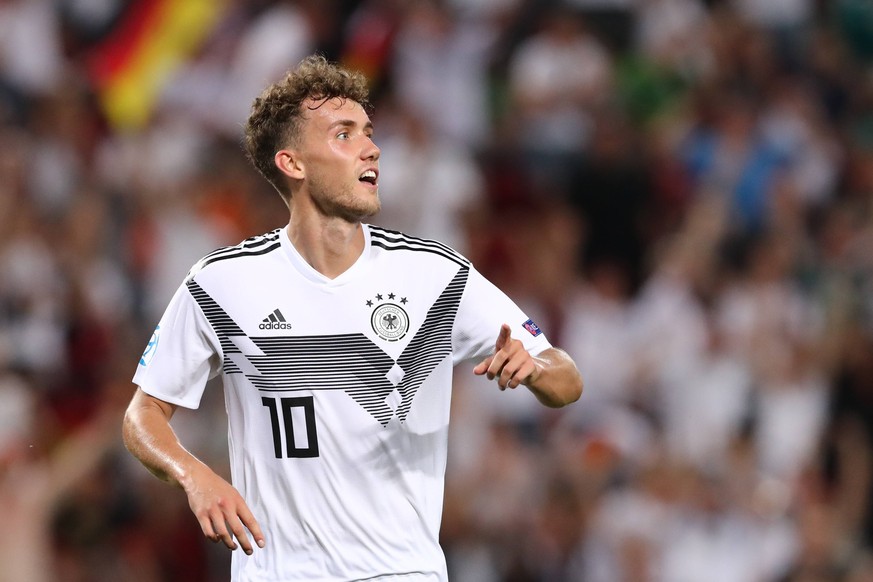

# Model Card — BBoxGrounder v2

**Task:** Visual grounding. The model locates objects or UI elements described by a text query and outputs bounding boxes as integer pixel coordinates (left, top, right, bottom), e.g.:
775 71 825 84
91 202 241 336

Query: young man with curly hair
123 55 582 582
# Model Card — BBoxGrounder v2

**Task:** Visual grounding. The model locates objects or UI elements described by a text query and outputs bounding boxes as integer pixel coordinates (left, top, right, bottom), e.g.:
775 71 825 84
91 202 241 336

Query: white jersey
133 224 551 582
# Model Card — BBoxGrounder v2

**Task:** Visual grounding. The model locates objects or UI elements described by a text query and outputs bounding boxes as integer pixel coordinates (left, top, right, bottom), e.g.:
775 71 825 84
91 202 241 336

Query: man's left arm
473 323 583 408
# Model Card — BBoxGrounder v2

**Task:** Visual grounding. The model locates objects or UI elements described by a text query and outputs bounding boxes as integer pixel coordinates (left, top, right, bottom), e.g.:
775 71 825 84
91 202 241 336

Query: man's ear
275 149 304 181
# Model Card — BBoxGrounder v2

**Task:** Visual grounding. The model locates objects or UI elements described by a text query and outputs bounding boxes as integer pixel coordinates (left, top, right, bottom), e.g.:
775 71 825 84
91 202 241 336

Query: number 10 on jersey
261 396 320 458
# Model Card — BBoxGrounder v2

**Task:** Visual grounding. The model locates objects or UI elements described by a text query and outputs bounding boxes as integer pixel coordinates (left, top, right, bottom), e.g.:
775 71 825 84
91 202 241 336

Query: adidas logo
259 308 292 330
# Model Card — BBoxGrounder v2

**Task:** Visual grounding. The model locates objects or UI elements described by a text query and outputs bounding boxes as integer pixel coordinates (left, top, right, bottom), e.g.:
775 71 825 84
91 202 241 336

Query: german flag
87 0 225 131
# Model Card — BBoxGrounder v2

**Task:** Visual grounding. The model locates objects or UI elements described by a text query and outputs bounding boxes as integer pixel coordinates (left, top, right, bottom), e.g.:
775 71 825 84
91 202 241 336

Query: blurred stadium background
2 0 873 580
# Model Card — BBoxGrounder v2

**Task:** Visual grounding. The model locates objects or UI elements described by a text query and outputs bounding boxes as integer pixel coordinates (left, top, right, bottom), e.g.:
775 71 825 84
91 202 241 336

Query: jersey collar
279 224 373 287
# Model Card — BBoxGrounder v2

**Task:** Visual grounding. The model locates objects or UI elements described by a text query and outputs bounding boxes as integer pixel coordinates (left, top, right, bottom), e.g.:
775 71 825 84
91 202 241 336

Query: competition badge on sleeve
139 325 161 366
522 318 542 337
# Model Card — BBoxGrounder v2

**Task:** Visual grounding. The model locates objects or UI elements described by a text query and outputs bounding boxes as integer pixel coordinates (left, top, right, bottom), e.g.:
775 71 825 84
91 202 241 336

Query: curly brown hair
243 55 370 199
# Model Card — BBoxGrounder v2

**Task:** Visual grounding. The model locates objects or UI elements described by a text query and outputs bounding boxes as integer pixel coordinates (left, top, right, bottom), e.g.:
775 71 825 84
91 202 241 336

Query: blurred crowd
2 0 873 580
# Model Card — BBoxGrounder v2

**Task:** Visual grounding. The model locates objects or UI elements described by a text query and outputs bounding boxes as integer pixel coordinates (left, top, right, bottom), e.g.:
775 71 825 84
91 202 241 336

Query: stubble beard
309 174 381 223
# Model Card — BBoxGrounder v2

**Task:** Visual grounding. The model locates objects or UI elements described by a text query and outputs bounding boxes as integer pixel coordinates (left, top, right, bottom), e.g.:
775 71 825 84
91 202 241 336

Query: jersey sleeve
132 279 222 409
452 266 552 364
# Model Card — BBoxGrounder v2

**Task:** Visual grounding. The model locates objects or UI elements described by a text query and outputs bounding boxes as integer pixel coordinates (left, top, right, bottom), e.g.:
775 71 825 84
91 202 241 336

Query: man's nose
363 139 380 161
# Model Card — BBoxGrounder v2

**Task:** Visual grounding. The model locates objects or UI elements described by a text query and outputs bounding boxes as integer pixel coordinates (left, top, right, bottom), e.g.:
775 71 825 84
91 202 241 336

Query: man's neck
285 211 366 280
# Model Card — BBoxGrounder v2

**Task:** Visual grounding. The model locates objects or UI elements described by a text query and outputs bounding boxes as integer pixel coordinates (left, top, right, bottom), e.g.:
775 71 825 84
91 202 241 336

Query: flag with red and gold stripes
87 0 225 131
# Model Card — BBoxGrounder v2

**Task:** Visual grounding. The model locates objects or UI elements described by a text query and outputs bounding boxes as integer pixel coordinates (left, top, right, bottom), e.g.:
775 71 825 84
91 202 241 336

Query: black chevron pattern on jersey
186 266 470 427
247 334 398 425
368 226 469 269
394 265 467 422
186 279 246 374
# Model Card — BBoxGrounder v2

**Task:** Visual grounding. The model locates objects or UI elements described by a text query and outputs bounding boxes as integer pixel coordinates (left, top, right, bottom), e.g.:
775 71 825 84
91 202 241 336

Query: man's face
295 97 381 221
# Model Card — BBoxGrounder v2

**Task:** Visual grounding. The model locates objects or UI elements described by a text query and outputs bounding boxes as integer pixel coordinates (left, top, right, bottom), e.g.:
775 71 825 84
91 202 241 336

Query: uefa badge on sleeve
139 325 161 366
522 318 542 337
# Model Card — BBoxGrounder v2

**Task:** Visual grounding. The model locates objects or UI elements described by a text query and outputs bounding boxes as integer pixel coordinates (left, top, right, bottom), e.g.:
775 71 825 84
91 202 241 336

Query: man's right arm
122 388 265 554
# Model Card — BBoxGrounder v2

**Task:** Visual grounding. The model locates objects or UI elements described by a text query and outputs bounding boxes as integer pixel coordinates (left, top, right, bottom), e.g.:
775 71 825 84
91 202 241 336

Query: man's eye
337 131 349 140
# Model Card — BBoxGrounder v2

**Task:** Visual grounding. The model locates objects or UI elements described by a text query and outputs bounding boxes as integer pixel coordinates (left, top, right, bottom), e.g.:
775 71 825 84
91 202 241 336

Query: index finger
238 504 266 550
495 324 512 351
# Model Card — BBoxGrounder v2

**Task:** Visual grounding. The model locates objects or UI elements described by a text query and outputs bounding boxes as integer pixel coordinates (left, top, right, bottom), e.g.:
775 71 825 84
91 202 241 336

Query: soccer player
122 54 583 582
